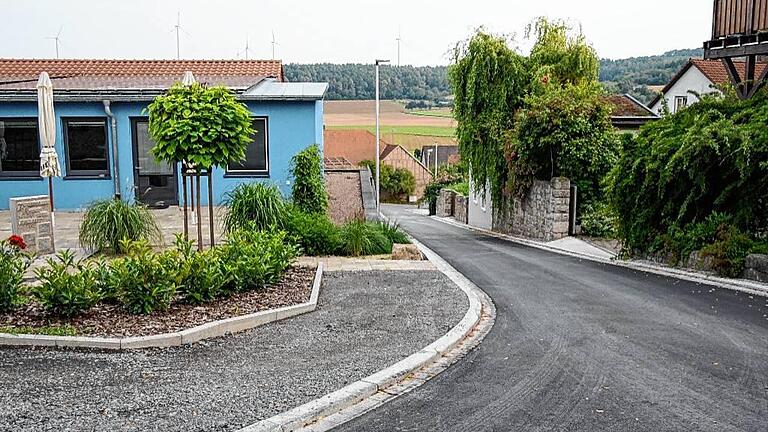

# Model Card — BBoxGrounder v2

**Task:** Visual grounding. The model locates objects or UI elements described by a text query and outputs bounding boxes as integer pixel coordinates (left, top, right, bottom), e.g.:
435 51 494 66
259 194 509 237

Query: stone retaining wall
493 178 571 242
454 195 468 224
436 189 456 218
743 254 768 283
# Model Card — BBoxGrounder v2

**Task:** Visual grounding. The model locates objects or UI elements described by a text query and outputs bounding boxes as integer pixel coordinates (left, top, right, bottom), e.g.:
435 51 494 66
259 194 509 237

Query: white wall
650 66 721 115
468 174 493 230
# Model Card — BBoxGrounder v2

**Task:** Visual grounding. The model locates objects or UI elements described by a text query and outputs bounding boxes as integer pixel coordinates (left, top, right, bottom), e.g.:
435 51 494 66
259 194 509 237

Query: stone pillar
10 196 54 255
436 189 456 218
492 177 571 241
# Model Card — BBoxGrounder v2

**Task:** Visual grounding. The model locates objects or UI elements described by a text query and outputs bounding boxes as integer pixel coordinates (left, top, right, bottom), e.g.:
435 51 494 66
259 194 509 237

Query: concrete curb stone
0 263 324 351
237 236 496 432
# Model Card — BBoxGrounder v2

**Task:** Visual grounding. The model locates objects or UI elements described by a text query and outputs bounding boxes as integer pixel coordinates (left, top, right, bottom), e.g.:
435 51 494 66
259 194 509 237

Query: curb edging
239 238 495 432
0 263 324 350
435 216 768 298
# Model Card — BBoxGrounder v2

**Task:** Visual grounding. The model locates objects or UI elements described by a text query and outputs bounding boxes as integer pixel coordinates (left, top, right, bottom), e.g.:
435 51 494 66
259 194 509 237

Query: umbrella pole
48 176 55 252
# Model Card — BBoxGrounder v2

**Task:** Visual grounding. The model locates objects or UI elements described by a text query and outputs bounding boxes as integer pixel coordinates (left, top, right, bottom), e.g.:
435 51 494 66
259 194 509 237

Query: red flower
541 75 550 85
8 235 26 250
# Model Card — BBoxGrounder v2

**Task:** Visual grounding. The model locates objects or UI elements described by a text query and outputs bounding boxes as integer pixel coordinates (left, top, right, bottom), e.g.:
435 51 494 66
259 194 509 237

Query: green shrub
0 240 32 313
290 144 328 214
700 224 754 278
337 220 392 257
33 250 101 317
447 181 469 197
219 229 299 292
607 91 768 256
359 160 416 200
285 210 340 256
581 202 618 238
375 220 410 245
174 236 227 304
110 240 178 315
223 182 289 233
79 199 162 254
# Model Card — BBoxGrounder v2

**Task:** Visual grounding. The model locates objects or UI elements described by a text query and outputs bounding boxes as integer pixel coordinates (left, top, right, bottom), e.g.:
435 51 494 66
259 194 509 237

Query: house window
227 117 269 176
674 96 688 113
0 118 40 177
63 118 109 178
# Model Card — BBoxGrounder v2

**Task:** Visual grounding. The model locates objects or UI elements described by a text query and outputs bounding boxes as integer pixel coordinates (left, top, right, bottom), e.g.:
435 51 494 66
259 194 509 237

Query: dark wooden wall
713 0 768 38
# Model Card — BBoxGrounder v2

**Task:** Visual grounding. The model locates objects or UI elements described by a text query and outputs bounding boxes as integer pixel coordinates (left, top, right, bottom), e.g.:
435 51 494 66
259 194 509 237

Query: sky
0 0 712 65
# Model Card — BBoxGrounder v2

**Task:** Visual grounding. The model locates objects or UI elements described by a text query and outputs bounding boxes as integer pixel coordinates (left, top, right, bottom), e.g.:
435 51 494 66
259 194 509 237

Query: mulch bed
1 266 316 338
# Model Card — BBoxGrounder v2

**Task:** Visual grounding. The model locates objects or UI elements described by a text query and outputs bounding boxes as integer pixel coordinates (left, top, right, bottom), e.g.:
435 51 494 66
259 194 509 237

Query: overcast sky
0 0 711 65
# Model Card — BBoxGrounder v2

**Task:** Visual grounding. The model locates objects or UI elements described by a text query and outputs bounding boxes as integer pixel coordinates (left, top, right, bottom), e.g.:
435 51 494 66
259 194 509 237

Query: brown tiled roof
0 58 283 89
323 130 391 165
603 94 656 117
691 58 767 85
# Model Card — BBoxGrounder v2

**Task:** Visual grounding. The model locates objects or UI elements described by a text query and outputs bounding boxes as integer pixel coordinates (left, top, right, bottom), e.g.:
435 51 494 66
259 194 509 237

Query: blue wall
0 99 323 209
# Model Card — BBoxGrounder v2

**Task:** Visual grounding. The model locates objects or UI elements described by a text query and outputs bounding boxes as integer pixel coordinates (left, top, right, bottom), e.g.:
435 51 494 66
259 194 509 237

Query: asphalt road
335 205 768 432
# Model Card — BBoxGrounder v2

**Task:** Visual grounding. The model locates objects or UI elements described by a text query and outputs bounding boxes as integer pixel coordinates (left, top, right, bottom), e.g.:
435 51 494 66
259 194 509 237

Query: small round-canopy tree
147 83 253 170
147 83 254 248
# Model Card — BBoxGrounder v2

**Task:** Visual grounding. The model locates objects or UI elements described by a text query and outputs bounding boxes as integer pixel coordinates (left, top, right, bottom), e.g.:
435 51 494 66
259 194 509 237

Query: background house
420 145 458 171
649 58 767 115
0 59 327 210
603 94 659 132
324 129 432 198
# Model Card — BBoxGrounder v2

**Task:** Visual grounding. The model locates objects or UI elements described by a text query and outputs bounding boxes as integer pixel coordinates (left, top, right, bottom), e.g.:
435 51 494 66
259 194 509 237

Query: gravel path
0 270 467 432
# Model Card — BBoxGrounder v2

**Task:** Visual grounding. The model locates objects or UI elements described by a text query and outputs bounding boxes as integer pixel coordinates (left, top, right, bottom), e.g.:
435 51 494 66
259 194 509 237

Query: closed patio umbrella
37 72 60 237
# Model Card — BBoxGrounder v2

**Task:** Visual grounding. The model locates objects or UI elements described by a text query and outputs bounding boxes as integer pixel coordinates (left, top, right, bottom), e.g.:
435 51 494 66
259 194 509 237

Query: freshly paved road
336 205 768 432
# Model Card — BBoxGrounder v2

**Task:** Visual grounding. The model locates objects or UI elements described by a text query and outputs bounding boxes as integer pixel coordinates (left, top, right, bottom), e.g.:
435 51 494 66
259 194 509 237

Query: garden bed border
0 263 324 350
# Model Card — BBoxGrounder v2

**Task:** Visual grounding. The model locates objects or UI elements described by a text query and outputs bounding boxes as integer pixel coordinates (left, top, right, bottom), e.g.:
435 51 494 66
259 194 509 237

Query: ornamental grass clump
0 237 32 313
284 209 341 256
337 219 392 257
223 182 289 233
79 199 162 254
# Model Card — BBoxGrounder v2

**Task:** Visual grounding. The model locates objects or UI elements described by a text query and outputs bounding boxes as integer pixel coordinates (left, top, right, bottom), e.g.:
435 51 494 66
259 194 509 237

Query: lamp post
375 59 390 213
426 148 435 177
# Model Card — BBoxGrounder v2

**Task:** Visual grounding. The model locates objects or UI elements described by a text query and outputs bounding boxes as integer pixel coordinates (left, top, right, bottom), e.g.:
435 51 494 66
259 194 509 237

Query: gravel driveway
0 270 467 432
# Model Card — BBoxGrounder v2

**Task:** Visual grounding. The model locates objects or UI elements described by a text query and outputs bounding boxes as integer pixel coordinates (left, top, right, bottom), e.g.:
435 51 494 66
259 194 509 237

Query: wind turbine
396 27 402 66
271 30 278 60
238 35 252 60
171 11 190 59
46 27 63 59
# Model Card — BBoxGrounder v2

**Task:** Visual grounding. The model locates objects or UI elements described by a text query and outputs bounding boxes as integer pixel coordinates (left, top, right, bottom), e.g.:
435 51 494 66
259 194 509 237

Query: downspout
103 100 121 200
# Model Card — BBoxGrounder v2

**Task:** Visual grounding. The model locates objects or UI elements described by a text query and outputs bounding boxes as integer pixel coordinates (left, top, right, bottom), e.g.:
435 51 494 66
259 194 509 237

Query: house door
131 118 178 208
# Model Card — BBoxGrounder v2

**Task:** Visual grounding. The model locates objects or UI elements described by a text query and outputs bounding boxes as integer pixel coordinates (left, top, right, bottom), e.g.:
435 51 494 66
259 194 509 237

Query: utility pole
375 59 390 212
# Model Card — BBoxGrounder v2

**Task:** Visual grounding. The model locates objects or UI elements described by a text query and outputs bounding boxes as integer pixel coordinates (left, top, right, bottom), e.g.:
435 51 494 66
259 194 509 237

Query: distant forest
285 48 704 104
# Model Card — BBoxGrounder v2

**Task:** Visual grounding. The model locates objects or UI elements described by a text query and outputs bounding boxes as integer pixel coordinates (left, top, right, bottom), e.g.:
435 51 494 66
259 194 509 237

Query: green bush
700 224 755 278
581 202 618 238
223 182 289 233
174 236 227 304
359 160 416 200
290 144 328 215
337 219 392 257
375 220 410 245
110 240 178 315
219 229 299 292
33 250 101 317
607 91 768 256
285 209 341 256
0 240 32 313
79 199 162 254
447 181 469 196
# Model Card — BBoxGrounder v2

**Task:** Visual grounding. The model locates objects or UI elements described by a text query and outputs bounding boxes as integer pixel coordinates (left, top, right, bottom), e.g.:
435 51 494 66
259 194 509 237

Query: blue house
0 59 327 210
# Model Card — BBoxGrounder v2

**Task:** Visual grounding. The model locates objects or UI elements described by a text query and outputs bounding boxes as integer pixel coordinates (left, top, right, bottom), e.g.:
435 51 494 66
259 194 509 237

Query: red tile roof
603 94 656 117
691 58 767 85
323 130 391 165
0 58 283 89
324 156 357 170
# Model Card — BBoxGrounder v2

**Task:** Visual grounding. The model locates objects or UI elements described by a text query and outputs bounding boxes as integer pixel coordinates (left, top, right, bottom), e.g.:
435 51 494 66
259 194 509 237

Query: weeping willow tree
449 18 613 210
448 31 530 206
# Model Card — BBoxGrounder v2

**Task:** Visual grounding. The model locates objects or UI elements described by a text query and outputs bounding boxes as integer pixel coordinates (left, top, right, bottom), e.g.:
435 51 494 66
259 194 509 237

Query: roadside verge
239 239 496 432
0 263 324 350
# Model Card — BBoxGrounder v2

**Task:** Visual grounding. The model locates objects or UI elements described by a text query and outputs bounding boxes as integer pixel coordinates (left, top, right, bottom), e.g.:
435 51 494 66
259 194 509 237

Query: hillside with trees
285 48 704 104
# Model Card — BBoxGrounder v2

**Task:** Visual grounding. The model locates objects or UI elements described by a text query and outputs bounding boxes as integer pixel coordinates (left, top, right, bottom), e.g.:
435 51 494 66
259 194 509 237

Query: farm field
324 100 457 151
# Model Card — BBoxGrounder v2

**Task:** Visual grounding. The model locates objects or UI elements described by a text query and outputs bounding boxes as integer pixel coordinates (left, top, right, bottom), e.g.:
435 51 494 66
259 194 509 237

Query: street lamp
426 148 435 177
375 59 390 213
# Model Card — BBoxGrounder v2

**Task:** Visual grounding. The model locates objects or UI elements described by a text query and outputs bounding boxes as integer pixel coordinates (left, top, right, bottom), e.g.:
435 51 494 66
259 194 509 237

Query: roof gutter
103 100 121 200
